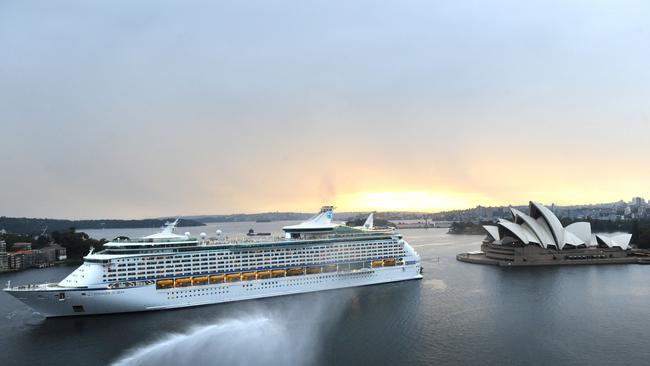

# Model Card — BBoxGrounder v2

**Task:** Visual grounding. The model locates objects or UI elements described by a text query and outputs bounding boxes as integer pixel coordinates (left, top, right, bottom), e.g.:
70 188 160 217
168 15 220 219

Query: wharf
456 252 646 267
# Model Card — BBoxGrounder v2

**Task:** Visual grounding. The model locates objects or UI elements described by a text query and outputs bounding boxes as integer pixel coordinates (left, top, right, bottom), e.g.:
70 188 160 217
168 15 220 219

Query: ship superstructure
4 207 422 317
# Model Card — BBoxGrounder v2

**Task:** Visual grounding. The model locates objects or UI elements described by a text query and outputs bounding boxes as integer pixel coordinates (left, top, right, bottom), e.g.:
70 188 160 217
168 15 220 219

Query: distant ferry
4 207 422 317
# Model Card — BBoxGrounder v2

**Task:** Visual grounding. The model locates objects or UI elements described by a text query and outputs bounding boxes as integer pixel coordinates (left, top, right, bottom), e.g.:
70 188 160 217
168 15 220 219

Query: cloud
1 1 649 217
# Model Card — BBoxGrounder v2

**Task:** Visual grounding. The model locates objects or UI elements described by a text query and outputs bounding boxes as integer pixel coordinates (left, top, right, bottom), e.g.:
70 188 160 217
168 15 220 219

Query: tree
636 229 650 249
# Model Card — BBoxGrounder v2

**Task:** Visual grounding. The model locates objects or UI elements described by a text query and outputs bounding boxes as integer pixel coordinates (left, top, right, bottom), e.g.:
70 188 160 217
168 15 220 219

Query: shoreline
456 251 650 267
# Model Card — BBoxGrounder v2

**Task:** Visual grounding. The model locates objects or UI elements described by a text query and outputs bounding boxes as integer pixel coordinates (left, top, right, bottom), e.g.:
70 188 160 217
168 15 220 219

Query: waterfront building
8 250 34 270
0 241 8 272
8 251 25 270
51 243 67 261
41 243 67 262
4 207 422 317
41 246 57 263
11 242 32 251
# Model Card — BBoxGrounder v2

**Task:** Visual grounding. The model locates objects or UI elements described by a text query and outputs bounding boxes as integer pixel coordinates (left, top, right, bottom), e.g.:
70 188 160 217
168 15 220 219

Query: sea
1 222 649 366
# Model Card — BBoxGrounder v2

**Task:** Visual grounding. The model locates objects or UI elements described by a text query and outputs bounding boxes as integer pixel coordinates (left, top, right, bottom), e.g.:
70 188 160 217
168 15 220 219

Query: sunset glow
336 191 498 212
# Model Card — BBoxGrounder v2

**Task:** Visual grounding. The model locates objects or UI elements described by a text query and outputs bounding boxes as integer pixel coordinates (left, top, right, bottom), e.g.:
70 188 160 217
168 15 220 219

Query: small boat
286 268 304 276
174 278 192 287
192 276 209 286
209 275 225 284
322 265 337 273
271 269 286 278
156 279 174 289
383 259 396 267
242 272 256 281
225 273 241 282
306 266 322 274
247 229 272 236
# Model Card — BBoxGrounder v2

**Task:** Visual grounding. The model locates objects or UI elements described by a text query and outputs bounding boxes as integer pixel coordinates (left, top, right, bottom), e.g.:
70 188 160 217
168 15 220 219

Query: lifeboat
257 270 271 279
271 269 286 278
286 267 304 276
192 276 209 286
226 273 241 282
156 279 174 290
209 274 225 284
174 277 192 287
383 259 396 267
322 265 337 273
350 262 364 270
306 266 321 274
242 272 256 281
371 260 384 268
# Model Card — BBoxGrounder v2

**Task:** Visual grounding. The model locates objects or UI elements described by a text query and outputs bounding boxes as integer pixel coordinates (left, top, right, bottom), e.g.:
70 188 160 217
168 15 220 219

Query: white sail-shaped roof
483 225 501 242
565 222 592 245
563 230 585 247
483 201 632 250
530 202 565 248
597 234 632 250
510 208 555 248
497 219 539 245
611 234 632 250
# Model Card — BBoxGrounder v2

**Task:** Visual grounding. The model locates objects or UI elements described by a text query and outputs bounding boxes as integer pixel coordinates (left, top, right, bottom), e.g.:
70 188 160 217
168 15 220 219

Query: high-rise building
631 197 646 206
0 241 8 272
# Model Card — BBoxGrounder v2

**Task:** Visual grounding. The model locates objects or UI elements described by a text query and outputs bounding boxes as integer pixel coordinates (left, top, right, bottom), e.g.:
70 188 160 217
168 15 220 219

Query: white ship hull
6 265 422 317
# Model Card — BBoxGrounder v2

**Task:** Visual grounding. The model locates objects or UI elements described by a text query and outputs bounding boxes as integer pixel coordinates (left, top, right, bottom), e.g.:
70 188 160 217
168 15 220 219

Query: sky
1 1 650 219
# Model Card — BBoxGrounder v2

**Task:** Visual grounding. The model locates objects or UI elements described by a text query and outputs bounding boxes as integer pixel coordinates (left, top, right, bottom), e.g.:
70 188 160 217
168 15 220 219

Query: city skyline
2 1 650 219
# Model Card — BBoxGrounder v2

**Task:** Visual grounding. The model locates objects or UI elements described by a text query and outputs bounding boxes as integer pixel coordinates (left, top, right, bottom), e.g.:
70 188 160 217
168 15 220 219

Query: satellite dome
200 232 207 239
216 229 222 236
184 232 191 237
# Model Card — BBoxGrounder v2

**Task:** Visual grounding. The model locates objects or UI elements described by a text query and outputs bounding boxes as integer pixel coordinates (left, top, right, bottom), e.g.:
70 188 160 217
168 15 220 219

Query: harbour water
1 224 650 366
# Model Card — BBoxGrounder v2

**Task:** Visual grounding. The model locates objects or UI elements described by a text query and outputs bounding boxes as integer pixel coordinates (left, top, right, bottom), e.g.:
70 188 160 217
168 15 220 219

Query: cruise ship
4 207 422 317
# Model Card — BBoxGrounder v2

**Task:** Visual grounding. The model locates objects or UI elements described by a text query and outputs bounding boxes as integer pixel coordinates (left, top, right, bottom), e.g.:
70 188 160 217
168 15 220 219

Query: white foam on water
423 279 447 291
112 316 306 366
112 291 355 366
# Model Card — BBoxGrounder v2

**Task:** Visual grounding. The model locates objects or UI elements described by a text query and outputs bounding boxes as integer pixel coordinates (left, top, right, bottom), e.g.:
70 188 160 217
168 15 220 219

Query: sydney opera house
459 201 635 266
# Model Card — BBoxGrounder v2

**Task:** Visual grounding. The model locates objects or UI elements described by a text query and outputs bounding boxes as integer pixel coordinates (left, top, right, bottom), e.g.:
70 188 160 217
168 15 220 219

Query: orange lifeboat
209 275 225 284
257 270 271 279
271 269 286 278
226 273 241 282
174 277 192 287
306 266 322 274
322 265 337 273
286 267 304 276
192 276 209 286
156 279 174 290
242 272 256 281
371 260 384 268
383 259 396 267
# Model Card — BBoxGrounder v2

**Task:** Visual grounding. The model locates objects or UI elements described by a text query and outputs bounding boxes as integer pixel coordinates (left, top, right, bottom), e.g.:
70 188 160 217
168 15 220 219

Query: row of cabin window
105 243 401 270
106 248 405 270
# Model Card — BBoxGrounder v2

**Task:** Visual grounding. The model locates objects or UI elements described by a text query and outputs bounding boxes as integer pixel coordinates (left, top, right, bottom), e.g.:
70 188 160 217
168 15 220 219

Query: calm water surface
1 224 649 366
